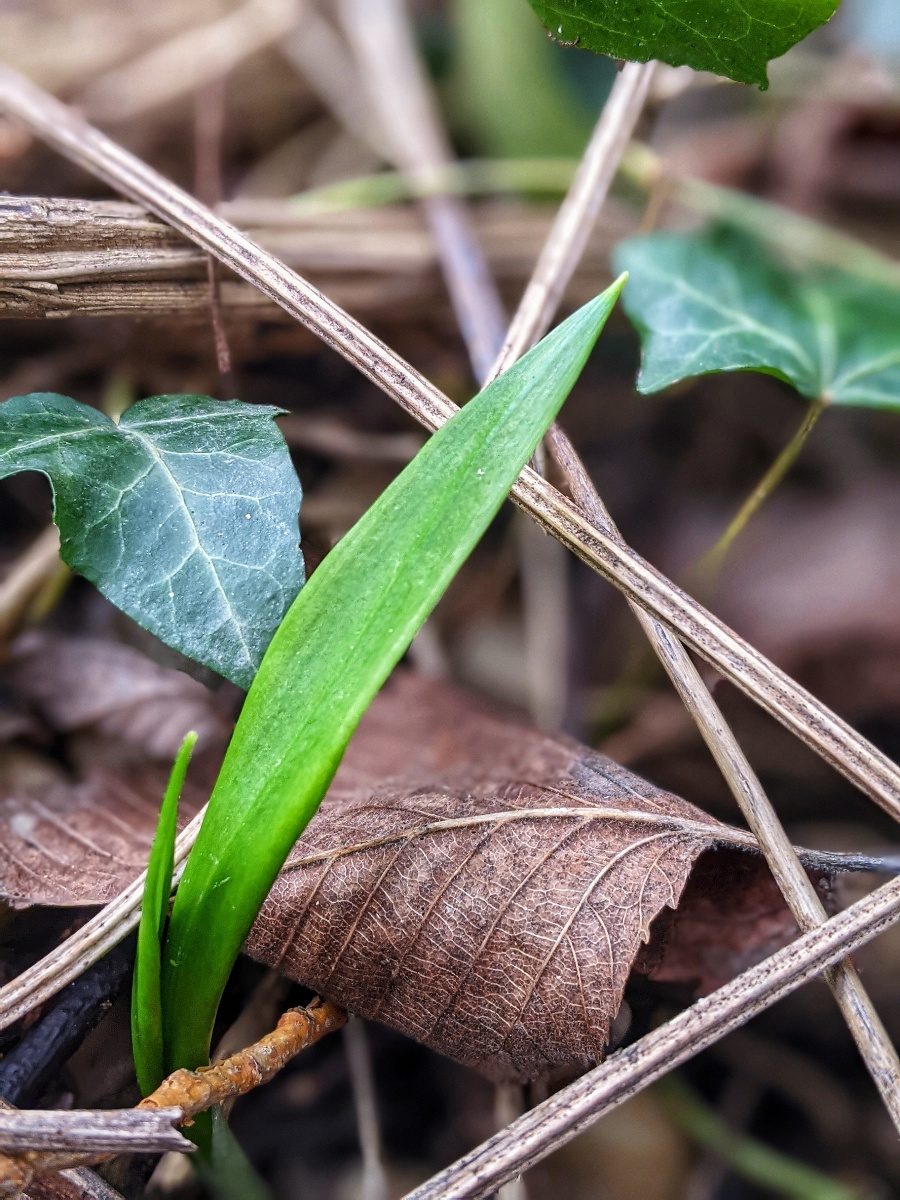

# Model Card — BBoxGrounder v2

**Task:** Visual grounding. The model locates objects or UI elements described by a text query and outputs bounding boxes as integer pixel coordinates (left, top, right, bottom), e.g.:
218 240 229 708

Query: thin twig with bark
0 999 345 1195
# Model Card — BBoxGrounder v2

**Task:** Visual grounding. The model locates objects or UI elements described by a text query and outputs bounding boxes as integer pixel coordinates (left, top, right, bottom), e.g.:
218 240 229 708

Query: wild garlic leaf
612 228 900 408
525 0 839 88
0 393 304 688
160 280 626 1077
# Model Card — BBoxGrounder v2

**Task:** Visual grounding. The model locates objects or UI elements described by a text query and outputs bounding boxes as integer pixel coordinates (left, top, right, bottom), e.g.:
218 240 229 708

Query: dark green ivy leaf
612 227 900 407
525 0 839 88
0 393 304 688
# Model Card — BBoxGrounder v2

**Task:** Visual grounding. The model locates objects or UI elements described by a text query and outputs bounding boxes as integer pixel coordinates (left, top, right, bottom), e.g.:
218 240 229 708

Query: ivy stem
696 396 826 584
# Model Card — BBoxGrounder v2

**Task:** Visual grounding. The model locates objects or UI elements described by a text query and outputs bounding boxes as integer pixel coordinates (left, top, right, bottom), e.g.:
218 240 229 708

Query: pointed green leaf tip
0 394 304 688
524 0 839 88
159 277 626 1076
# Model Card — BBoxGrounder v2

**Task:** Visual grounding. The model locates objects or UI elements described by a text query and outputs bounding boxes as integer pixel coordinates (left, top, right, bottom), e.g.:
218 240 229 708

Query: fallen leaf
244 674 768 1082
634 849 805 996
0 765 206 908
0 634 225 907
0 670 805 1078
7 633 231 761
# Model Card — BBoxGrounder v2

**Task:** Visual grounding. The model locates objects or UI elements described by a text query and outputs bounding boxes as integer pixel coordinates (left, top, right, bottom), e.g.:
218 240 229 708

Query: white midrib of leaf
125 423 256 672
643 264 818 385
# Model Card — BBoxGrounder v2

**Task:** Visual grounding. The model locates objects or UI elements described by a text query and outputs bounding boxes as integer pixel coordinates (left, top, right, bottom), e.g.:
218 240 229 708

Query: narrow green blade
131 731 198 1095
161 280 626 1074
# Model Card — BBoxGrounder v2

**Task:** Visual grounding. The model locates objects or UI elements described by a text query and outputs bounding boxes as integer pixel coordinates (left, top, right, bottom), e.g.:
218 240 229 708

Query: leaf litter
0 657 872 1080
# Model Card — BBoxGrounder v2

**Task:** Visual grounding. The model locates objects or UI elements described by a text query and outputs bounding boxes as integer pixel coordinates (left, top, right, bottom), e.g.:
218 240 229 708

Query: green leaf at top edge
612 227 900 409
525 0 840 88
0 394 305 688
160 279 626 1078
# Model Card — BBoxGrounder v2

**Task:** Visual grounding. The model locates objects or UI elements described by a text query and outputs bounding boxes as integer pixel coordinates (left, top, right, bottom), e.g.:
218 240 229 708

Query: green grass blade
132 731 198 1095
161 280 626 1074
199 1107 273 1200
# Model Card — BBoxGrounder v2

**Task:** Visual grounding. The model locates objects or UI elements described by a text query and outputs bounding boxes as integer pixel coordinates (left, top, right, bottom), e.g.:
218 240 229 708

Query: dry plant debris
0 0 899 1195
0 998 345 1195
0 663 834 1081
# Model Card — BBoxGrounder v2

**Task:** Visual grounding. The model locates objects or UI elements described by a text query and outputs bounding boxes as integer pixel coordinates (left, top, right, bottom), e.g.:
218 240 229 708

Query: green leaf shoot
132 731 198 1097
0 393 305 688
159 280 626 1076
612 227 900 408
202 1108 273 1200
524 0 839 88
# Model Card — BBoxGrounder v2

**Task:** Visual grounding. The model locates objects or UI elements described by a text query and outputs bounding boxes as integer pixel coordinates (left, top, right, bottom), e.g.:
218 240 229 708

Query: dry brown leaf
634 848 808 995
0 765 206 907
244 674 788 1082
0 668 802 1079
0 633 224 906
7 633 231 761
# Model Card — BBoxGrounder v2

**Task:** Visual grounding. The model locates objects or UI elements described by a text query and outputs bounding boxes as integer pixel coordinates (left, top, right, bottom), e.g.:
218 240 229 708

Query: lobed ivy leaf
612 227 900 408
0 393 304 688
159 279 627 1079
525 0 839 88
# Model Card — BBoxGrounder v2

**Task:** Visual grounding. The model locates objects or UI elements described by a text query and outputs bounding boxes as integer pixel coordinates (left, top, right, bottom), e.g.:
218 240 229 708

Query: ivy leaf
0 393 304 688
612 227 900 408
525 0 839 88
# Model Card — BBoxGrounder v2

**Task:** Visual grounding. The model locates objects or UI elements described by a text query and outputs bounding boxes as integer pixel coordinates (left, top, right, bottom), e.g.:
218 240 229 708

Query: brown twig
0 1110 187 1156
0 999 345 1195
0 1102 126 1200
141 997 345 1123
0 195 623 321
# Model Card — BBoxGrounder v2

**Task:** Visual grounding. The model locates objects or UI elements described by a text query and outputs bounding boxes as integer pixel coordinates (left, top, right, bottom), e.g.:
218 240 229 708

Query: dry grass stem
280 4 391 159
549 425 900 1133
80 0 303 123
340 0 507 379
0 526 60 646
487 61 657 381
343 1018 389 1200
